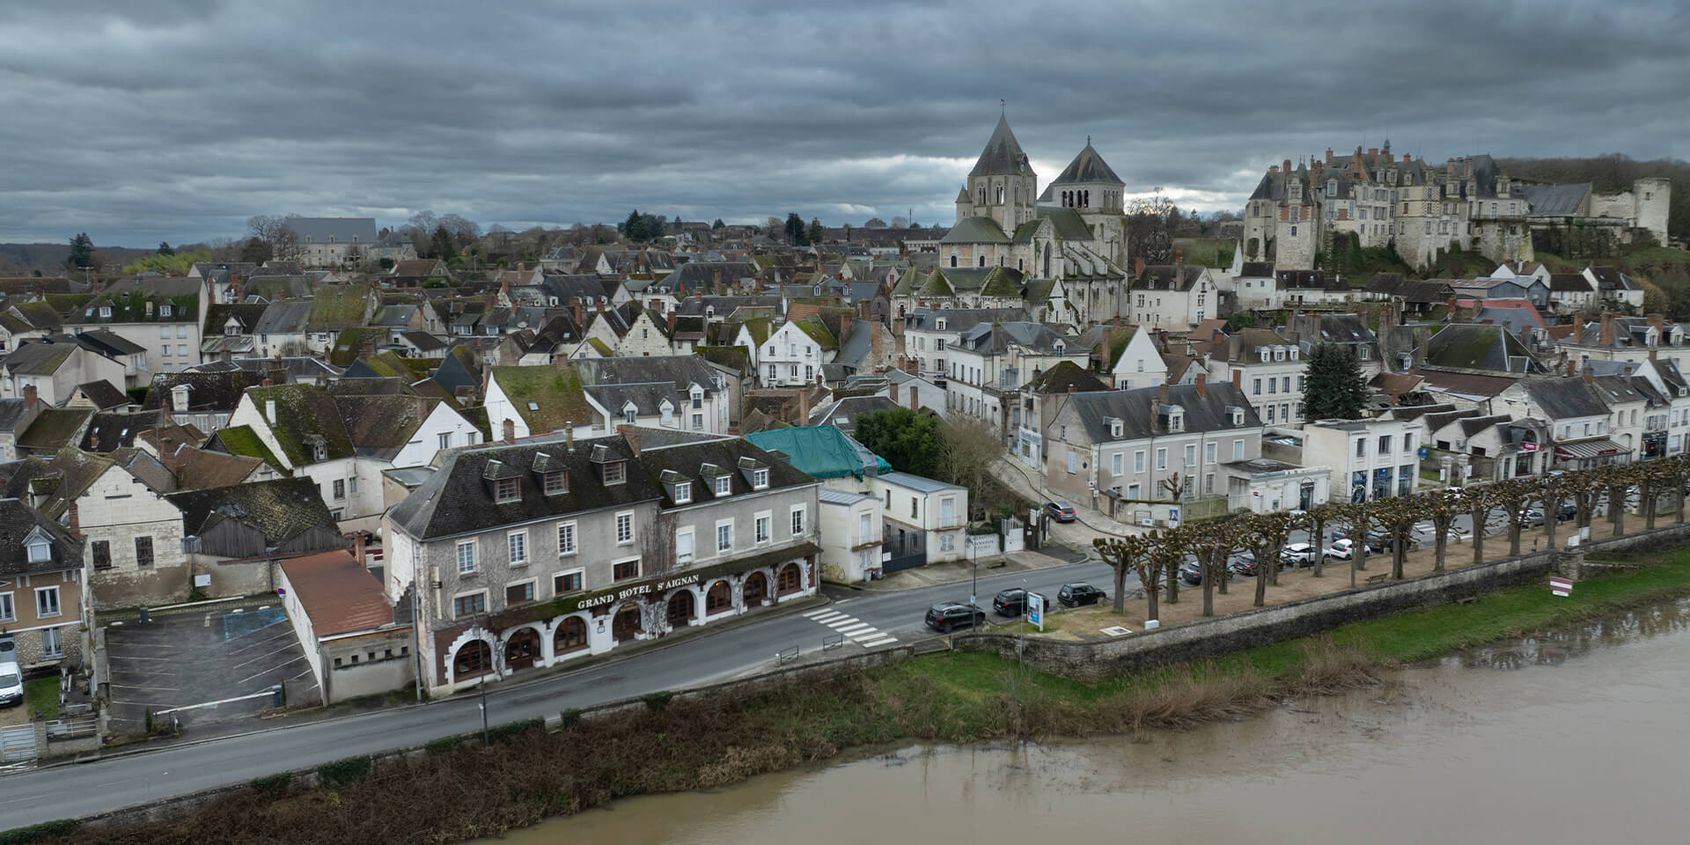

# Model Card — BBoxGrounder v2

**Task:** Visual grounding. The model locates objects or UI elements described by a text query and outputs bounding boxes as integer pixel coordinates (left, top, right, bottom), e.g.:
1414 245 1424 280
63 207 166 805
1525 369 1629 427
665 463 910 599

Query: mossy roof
980 266 1023 298
306 284 371 331
68 278 200 324
795 317 838 350
695 344 751 373
740 316 773 345
490 366 591 433
918 269 954 297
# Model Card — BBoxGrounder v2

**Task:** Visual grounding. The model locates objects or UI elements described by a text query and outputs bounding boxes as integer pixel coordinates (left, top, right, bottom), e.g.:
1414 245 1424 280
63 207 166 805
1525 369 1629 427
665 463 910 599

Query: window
494 477 519 503
624 408 638 425
453 592 486 618
752 469 769 489
692 413 704 431
134 536 153 568
715 475 731 496
507 531 528 565
674 481 692 504
1378 435 1392 455
1134 450 1146 473
677 527 695 563
1253 378 1262 395
42 627 60 658
1232 439 1244 460
1066 449 1078 474
616 511 635 545
557 522 577 556
1156 448 1167 470
1355 439 1366 458
756 512 772 544
613 558 640 581
1184 444 1196 467
333 479 346 500
603 462 626 485
456 540 477 574
506 581 535 604
1111 452 1123 476
1205 442 1217 464
544 471 568 495
27 538 51 564
36 586 61 618
0 593 12 622
438 432 453 451
791 505 807 536
553 570 583 595
716 521 734 552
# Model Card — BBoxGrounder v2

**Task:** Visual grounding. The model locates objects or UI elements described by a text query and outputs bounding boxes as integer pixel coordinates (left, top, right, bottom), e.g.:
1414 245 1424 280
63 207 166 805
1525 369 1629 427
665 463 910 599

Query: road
0 556 1130 830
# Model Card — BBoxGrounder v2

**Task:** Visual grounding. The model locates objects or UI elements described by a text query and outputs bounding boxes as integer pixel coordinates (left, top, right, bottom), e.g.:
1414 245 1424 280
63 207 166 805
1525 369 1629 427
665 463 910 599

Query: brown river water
488 600 1690 845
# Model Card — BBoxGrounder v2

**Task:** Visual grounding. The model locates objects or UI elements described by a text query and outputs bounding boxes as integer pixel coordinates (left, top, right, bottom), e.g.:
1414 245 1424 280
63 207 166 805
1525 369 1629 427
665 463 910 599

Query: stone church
913 115 1130 328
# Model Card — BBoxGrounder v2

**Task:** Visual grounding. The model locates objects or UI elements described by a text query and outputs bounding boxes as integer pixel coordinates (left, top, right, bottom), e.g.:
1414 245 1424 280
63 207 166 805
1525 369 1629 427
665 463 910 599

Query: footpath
991 456 1142 542
854 548 1083 592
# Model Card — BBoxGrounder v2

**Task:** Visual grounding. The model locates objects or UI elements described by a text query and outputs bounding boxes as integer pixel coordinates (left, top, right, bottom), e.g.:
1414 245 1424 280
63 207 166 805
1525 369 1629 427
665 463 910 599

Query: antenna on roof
1000 98 1006 115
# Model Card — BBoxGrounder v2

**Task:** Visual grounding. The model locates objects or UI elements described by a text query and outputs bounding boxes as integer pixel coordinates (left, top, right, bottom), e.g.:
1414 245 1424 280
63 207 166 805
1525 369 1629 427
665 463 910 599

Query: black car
1229 551 1259 577
1557 501 1578 521
991 588 1050 617
1057 583 1106 607
925 602 986 633
1179 558 1204 585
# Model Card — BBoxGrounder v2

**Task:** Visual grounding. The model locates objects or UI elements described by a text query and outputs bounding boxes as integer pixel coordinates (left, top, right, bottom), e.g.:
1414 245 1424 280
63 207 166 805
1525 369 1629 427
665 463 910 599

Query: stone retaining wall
955 521 1690 681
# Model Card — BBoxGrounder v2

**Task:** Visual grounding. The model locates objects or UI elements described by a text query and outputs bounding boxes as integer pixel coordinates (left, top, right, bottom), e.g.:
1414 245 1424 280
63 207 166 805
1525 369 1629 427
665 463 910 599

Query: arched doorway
666 590 696 629
777 562 803 596
553 616 588 655
453 640 492 681
742 571 769 607
704 580 732 615
612 603 643 643
504 628 540 671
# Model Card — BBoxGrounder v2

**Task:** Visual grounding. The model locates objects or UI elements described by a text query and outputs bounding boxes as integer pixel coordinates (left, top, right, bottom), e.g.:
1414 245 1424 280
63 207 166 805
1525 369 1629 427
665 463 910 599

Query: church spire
969 113 1033 179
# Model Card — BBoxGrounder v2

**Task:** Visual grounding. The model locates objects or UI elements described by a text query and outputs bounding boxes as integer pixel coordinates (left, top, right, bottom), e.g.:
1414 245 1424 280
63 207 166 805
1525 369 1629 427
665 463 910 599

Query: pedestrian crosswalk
803 607 899 648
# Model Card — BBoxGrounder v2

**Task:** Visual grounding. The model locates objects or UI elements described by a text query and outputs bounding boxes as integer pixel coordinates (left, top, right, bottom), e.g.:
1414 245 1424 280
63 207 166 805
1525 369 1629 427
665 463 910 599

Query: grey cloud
0 0 1685 244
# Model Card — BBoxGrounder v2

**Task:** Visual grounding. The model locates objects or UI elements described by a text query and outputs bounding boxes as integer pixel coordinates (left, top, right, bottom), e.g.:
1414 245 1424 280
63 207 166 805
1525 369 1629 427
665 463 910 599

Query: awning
1553 439 1625 460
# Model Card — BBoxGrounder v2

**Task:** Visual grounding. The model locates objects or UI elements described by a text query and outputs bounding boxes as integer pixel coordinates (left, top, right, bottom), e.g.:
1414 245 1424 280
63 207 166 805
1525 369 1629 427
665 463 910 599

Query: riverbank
16 547 1690 845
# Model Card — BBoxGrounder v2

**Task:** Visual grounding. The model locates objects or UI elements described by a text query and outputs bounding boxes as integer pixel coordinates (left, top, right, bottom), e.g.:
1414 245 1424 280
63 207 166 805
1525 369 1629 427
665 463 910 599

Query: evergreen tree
430 224 458 260
622 209 645 241
66 232 95 270
157 241 174 256
852 408 941 478
239 237 272 264
711 218 725 230
1303 343 1369 420
806 217 825 246
784 212 805 245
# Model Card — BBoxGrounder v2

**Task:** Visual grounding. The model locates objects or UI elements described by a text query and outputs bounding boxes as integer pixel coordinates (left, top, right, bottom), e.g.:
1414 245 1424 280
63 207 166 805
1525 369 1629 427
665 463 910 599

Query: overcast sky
3 0 1687 246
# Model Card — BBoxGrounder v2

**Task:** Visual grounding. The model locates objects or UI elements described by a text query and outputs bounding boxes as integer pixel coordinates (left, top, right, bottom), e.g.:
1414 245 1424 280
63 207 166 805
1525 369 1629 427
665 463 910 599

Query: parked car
1229 551 1259 577
925 602 986 633
1180 557 1204 585
1044 501 1078 523
991 588 1050 617
1281 542 1316 567
1058 583 1107 608
0 657 22 709
1325 538 1356 560
1519 508 1546 528
1557 501 1579 522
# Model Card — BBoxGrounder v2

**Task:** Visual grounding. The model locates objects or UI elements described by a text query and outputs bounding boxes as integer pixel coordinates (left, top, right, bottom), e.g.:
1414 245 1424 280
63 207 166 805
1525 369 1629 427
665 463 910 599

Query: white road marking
802 608 834 618
811 612 851 624
859 637 898 647
846 628 883 640
835 623 874 636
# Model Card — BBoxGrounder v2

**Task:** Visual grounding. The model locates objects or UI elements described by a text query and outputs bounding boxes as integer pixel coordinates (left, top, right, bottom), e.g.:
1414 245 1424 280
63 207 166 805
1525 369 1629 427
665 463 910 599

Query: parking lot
104 604 320 734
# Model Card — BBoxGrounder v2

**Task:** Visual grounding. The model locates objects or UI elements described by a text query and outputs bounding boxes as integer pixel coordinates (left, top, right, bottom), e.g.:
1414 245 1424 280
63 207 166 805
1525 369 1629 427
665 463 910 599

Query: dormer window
624 407 638 425
936 318 947 331
160 305 172 318
674 481 692 504
753 468 769 489
494 477 521 503
714 475 731 496
1259 348 1270 362
27 538 50 564
1231 408 1244 426
603 461 626 485
543 470 568 495
1107 416 1123 439
690 388 703 409
1167 407 1185 433
99 306 111 319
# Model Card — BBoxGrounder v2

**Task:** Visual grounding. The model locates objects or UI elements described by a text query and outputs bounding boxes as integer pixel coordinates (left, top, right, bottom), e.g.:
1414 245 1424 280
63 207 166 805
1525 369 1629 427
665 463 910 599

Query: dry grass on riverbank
20 548 1690 845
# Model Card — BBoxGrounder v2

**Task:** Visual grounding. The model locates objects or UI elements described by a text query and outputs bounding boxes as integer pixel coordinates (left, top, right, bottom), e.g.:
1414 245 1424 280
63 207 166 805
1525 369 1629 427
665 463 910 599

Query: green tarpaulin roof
745 425 890 479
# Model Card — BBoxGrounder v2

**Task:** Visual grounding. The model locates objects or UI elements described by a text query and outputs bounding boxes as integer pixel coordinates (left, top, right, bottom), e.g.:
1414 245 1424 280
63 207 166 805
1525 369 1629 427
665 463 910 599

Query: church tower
959 114 1037 234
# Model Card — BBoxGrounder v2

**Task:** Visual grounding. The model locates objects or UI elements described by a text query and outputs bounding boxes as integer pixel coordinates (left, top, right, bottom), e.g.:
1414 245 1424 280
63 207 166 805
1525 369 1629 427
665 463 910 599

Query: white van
0 658 22 708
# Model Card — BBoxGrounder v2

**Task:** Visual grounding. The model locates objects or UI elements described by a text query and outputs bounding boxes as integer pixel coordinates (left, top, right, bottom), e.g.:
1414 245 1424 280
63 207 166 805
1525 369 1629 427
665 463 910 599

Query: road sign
1168 506 1181 527
1027 592 1044 632
1550 576 1573 597
1417 446 1430 459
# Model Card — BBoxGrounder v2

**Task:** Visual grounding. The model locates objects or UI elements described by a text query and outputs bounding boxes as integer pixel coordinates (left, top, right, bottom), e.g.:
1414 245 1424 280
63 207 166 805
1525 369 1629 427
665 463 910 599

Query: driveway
104 604 320 734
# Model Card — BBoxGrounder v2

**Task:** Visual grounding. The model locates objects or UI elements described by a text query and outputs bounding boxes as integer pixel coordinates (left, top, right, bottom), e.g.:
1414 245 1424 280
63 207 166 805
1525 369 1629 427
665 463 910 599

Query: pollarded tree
1542 473 1578 551
1143 528 1190 624
1373 497 1419 580
1192 519 1242 617
1600 463 1635 535
1422 489 1461 572
1301 504 1340 578
1490 477 1538 557
1463 484 1500 566
1569 468 1603 532
1159 472 1188 603
1303 343 1369 421
1093 535 1152 615
1243 512 1292 608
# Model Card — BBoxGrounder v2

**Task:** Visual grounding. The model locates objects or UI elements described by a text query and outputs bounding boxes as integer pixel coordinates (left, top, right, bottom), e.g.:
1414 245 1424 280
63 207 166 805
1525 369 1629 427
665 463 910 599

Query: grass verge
22 549 1690 845
24 678 57 721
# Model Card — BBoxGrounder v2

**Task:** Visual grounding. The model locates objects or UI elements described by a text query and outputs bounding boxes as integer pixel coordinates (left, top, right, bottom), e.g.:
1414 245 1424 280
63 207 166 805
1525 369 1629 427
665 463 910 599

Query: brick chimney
1368 147 1378 160
1583 363 1594 384
22 384 36 411
798 388 811 424
1648 313 1665 345
1157 382 1169 407
1600 313 1615 347
1232 369 1242 389
1195 372 1207 398
889 381 899 404
571 299 584 325
502 418 515 443
1134 256 1146 278
666 309 677 337
617 424 642 455
352 531 366 566
67 501 79 534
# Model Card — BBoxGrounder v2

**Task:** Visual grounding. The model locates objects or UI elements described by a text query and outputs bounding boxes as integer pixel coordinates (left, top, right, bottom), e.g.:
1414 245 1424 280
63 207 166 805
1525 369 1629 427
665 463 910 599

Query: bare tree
1194 518 1241 617
1093 535 1151 615
1242 512 1291 607
1422 490 1461 572
246 215 298 260
935 416 1004 504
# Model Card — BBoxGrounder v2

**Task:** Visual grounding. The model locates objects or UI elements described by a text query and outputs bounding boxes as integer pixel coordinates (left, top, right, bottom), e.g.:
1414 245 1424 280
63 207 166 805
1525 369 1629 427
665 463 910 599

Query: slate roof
168 476 340 548
939 217 1011 245
1025 360 1110 394
1035 207 1097 242
79 410 165 452
1046 142 1123 187
1 339 76 375
283 217 378 244
0 498 81 577
306 285 371 331
969 115 1034 179
1520 183 1590 217
1064 381 1260 442
254 301 313 334
1367 274 1454 303
1520 378 1610 419
169 447 264 491
1134 264 1205 292
144 368 282 414
1421 324 1543 373
246 384 450 464
205 303 268 335
16 408 92 452
1548 273 1594 293
68 277 201 325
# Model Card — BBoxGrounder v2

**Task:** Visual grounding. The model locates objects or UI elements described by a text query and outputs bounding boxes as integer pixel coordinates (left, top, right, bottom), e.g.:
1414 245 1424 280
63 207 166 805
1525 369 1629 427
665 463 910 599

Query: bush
486 719 544 744
559 708 582 729
249 772 293 794
641 691 674 711
424 735 468 756
0 820 80 845
315 756 372 789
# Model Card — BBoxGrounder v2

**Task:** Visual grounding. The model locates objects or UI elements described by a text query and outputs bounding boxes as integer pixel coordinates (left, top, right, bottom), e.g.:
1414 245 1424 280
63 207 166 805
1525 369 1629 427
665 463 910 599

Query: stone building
0 497 85 670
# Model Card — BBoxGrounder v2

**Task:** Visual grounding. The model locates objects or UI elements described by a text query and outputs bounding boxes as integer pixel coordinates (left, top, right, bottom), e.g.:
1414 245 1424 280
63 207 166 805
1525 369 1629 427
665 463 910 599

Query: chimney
161 399 174 426
1600 313 1614 347
1648 313 1665 343
1157 382 1169 407
798 388 811 424
1566 358 1577 378
1282 159 1292 173
1232 369 1242 389
502 418 515 443
1582 363 1594 384
1195 372 1207 398
565 421 575 452
261 376 274 387
1269 164 1279 175
617 424 642 456
572 299 584 325
666 309 677 336
1134 256 1145 278
889 382 899 404
22 384 36 411
1324 147 1334 165
353 532 366 566
265 399 277 424
67 501 79 534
